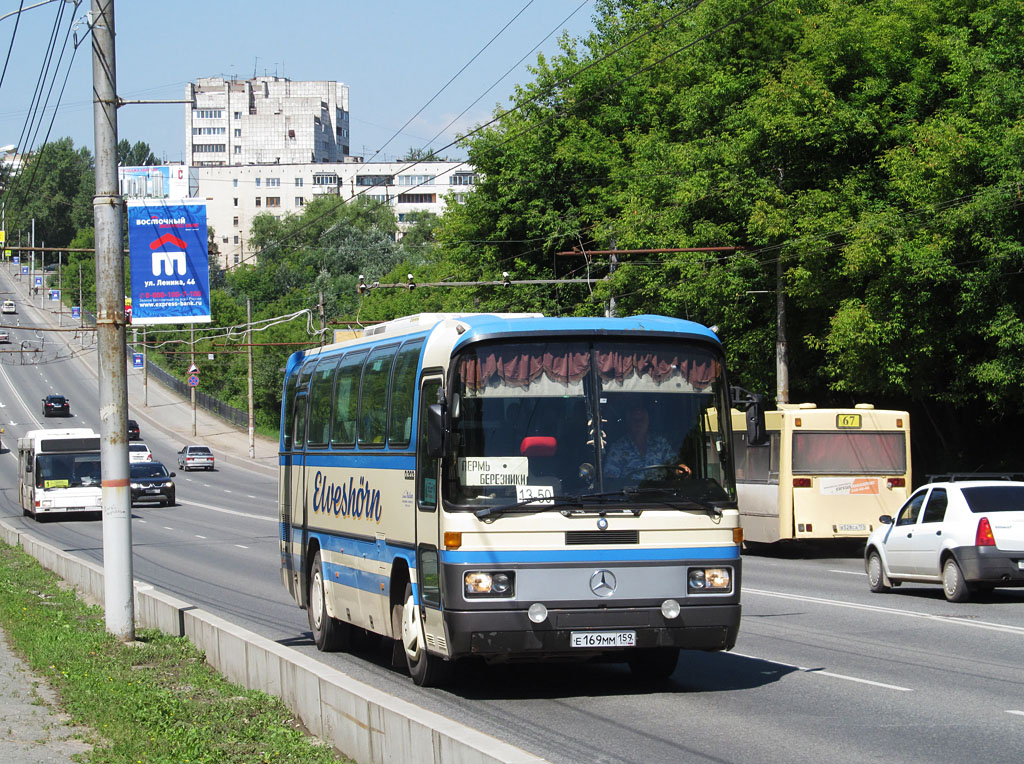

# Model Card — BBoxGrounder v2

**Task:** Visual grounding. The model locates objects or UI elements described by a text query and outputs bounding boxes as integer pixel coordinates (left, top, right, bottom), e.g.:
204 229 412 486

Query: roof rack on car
927 473 1024 483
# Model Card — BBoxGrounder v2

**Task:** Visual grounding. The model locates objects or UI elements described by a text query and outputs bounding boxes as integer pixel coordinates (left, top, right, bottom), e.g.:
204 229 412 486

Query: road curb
0 517 550 764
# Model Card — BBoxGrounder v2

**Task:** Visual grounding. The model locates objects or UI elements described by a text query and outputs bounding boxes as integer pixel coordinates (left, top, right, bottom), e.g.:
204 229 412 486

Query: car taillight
886 477 905 488
975 517 996 547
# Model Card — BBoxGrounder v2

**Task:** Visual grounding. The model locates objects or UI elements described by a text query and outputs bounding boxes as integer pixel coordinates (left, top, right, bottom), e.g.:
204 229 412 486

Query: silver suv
865 476 1024 601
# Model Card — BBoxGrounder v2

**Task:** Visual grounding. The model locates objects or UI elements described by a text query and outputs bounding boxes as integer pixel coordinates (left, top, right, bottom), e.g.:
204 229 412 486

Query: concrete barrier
0 518 549 764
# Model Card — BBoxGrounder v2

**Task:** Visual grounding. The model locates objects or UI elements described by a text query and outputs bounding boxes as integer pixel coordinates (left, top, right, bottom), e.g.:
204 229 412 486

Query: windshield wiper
474 495 586 520
620 487 725 519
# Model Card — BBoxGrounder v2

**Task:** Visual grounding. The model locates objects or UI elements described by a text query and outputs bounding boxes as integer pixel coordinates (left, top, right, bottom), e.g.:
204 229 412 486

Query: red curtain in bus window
792 432 906 474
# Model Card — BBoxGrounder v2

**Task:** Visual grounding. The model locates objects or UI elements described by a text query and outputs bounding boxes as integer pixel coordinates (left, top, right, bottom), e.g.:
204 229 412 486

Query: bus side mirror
746 399 767 447
426 403 445 458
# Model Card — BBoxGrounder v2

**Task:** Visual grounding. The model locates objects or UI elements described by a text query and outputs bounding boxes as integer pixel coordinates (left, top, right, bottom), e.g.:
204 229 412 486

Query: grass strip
0 540 352 763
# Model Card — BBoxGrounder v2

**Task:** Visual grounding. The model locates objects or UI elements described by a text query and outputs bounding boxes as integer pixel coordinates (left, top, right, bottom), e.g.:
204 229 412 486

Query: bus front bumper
443 603 741 657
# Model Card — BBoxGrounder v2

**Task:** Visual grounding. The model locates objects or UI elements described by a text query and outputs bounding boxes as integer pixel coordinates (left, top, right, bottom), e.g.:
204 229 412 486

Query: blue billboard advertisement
127 200 210 325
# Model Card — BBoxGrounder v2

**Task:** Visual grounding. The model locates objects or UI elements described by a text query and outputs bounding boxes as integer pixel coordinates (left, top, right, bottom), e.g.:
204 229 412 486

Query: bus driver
604 402 691 481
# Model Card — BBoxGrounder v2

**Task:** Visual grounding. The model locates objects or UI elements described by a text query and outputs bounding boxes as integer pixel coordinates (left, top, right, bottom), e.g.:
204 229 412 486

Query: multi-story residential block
186 76 350 166
199 161 476 269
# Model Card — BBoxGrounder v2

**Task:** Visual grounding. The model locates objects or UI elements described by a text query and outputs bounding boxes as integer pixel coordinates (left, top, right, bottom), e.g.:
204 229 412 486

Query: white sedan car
865 477 1024 601
1 300 15 314
128 442 153 463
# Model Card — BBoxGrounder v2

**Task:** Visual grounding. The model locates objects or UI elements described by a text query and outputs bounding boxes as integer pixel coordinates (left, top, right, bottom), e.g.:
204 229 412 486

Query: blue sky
0 0 596 164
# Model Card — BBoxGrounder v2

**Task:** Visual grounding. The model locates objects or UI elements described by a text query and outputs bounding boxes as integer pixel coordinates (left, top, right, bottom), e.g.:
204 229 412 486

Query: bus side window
331 350 367 448
359 345 398 447
307 357 339 448
388 340 423 449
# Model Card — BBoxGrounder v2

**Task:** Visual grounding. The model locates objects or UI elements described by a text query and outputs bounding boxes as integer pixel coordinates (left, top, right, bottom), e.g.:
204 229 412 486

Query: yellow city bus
731 404 911 544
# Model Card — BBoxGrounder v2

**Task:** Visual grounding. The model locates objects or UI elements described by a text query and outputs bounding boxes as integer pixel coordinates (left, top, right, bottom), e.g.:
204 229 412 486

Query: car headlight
687 567 732 593
464 571 515 597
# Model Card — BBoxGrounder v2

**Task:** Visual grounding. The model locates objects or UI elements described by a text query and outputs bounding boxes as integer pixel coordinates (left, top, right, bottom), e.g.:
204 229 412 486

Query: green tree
117 139 159 166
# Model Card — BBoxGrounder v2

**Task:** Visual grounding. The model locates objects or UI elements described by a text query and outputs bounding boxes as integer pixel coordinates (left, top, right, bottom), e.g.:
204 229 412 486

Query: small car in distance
128 442 153 463
177 445 215 471
0 330 9 343
127 419 140 440
865 476 1024 602
1 300 15 314
42 394 70 417
129 461 175 506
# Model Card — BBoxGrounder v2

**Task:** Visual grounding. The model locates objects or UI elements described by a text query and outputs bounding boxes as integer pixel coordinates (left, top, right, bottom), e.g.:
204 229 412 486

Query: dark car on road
127 419 140 440
42 394 70 417
129 461 176 506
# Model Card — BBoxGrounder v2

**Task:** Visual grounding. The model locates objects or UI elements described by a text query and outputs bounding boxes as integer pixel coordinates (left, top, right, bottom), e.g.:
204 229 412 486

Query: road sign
132 353 144 369
187 362 199 374
34 275 42 287
71 306 80 319
12 255 19 265
48 289 60 302
20 265 28 274
188 374 199 388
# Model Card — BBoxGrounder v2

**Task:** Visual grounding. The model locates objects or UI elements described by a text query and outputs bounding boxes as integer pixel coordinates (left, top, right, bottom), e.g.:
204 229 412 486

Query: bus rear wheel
399 582 452 687
308 550 351 651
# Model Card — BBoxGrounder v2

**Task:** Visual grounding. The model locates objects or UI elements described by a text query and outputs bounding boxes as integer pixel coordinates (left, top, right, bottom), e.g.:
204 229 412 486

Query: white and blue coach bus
279 313 750 685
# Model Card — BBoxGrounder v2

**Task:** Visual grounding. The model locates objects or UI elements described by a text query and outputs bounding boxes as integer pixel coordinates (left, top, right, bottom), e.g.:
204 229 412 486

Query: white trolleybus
18 428 103 520
279 313 756 685
731 404 911 544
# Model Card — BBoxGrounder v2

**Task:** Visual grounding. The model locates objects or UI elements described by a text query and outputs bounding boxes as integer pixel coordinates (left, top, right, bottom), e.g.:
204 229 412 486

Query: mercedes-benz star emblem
589 569 617 597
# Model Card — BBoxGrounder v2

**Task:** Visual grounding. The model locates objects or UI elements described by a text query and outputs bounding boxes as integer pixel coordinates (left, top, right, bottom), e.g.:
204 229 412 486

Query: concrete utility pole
92 0 134 642
776 257 789 405
247 298 255 459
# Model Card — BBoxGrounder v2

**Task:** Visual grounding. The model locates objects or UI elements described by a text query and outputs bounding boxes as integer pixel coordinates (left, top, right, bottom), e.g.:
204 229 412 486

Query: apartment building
200 161 476 269
186 76 350 166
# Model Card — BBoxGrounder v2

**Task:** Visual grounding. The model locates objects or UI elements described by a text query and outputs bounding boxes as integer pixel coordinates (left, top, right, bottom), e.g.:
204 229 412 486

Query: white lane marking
176 497 273 523
235 544 248 549
194 534 206 539
732 651 912 692
745 588 1024 636
829 569 864 576
1007 711 1024 718
246 495 256 499
224 490 232 493
163 526 173 530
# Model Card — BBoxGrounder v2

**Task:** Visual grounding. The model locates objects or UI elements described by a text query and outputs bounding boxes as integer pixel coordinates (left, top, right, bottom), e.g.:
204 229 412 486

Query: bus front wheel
400 582 452 687
308 550 351 651
627 647 679 681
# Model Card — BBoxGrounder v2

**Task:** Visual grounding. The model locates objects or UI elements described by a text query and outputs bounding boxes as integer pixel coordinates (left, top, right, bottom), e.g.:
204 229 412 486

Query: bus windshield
449 338 734 508
35 453 102 489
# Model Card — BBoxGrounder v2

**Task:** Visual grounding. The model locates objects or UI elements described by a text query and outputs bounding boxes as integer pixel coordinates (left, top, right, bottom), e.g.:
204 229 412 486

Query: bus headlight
130 482 141 489
464 571 515 597
688 567 732 593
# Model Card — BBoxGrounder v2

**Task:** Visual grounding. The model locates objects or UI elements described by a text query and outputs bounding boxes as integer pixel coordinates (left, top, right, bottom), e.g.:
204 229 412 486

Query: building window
397 193 436 204
234 111 241 120
193 109 224 119
232 216 238 226
255 197 261 207
255 178 261 187
450 172 475 186
234 253 240 264
234 145 242 154
356 174 393 187
313 173 338 186
193 144 226 153
266 178 280 187
266 197 281 207
233 235 239 244
234 128 241 137
222 236 228 243
233 198 238 206
233 179 238 187
192 127 225 135
295 197 304 206
294 178 303 187
398 174 435 186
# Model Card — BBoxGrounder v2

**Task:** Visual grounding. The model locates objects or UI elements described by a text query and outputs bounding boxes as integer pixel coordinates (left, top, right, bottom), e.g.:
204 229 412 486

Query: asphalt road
1 262 1023 763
